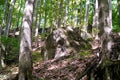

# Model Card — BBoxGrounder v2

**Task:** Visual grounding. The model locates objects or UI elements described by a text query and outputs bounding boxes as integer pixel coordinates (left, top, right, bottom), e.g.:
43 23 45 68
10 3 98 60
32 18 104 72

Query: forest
0 0 120 80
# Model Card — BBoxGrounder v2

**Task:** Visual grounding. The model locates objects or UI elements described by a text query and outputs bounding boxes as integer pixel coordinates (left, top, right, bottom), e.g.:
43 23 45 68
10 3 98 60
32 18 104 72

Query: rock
44 27 88 60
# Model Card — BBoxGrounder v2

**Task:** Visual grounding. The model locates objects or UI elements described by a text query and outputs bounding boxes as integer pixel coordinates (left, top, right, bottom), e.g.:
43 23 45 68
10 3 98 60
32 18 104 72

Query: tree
118 0 120 28
0 0 9 69
83 0 90 32
81 0 90 40
63 0 69 27
5 0 16 37
16 0 23 28
58 0 63 28
0 28 2 69
92 0 99 39
43 0 47 33
18 0 35 79
34 0 41 47
98 0 113 79
1 0 9 28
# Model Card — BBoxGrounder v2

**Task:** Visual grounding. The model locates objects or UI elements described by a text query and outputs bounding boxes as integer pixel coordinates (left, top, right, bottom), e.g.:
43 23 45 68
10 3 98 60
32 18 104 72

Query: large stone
44 27 88 60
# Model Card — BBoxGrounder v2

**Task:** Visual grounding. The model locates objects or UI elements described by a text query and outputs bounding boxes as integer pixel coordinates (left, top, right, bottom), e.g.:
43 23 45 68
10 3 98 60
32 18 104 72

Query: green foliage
112 0 120 32
80 50 90 57
0 0 5 5
80 43 91 57
40 32 49 40
1 36 19 63
32 52 43 63
112 25 120 32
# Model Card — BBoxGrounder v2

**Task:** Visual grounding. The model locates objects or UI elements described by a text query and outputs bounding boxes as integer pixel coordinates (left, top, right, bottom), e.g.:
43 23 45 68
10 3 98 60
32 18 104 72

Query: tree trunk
5 0 16 37
98 0 112 59
0 29 2 69
74 0 78 28
35 14 41 47
0 0 9 68
1 0 9 28
64 0 69 27
58 0 63 27
109 0 112 29
79 2 83 26
83 0 90 32
118 0 120 28
32 0 38 34
92 0 99 39
42 0 46 33
18 0 35 79
81 0 90 40
16 0 23 28
97 0 113 79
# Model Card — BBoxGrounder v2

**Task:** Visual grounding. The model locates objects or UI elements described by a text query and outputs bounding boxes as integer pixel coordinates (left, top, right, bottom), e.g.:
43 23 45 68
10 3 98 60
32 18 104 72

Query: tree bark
98 0 113 79
33 0 39 34
64 0 69 27
81 0 90 40
58 0 63 27
16 0 22 28
83 0 90 32
1 0 9 28
5 0 16 37
0 0 9 68
18 0 35 79
118 0 120 28
74 0 78 28
42 0 47 33
0 29 2 69
92 0 99 39
35 14 41 47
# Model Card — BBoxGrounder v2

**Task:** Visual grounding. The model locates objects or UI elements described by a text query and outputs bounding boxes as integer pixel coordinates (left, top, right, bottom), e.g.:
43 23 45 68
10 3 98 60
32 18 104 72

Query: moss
32 52 43 63
80 50 90 57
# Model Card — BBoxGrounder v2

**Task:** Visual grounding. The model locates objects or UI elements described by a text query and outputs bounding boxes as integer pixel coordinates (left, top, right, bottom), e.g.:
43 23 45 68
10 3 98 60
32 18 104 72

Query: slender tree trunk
58 0 63 27
34 0 41 47
74 0 78 28
70 0 74 23
33 0 38 29
16 0 22 28
13 0 23 36
0 44 6 68
1 0 9 28
4 0 16 37
35 14 41 47
109 0 112 29
50 0 54 32
53 1 58 28
79 2 83 26
81 0 90 40
42 0 46 33
64 0 69 27
18 0 35 79
0 28 2 70
92 0 99 39
83 0 90 32
0 0 9 69
118 0 120 28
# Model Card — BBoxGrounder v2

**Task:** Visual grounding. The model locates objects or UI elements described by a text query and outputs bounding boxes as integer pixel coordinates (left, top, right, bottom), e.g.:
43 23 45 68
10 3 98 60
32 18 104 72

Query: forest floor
1 30 120 80
0 36 119 80
0 38 95 80
32 52 98 80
